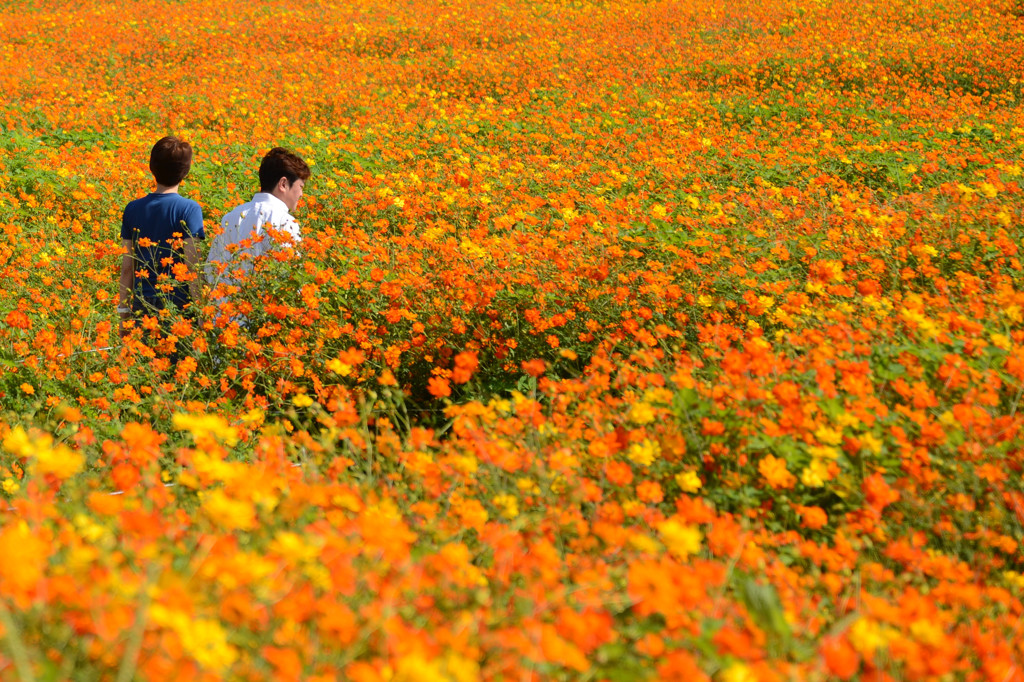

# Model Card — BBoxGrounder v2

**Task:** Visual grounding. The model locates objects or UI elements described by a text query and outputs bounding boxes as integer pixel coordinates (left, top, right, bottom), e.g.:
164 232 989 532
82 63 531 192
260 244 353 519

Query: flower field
2 0 1024 678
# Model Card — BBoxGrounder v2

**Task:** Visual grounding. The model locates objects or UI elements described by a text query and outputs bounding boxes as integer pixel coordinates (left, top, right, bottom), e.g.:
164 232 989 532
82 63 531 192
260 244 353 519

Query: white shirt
206 193 301 284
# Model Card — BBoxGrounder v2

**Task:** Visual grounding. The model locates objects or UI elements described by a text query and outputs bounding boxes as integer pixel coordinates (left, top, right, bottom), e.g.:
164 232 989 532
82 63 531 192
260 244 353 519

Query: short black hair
259 147 311 192
149 136 193 186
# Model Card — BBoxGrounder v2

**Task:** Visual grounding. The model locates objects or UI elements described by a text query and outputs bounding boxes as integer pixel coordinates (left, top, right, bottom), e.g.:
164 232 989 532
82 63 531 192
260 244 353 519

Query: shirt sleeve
120 205 133 241
185 201 205 240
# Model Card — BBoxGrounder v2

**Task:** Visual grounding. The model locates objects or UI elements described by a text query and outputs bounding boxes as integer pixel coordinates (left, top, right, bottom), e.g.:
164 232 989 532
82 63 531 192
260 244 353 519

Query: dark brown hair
259 147 311 192
149 136 193 187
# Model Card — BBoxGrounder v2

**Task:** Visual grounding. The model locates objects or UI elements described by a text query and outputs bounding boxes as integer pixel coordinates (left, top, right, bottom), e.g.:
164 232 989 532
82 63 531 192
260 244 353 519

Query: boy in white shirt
206 147 311 288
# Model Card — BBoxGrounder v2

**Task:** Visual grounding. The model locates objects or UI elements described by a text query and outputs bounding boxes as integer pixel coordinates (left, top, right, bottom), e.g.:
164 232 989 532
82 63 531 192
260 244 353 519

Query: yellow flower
629 402 655 425
491 494 519 520
326 358 352 376
172 413 239 446
150 605 237 672
720 663 756 682
627 439 660 467
240 408 265 425
393 654 447 682
836 411 860 428
643 387 674 404
849 617 894 657
270 531 320 562
36 442 84 480
292 393 314 408
202 489 257 531
675 470 702 493
800 459 830 488
444 652 481 682
1003 571 1024 590
814 425 843 445
0 521 48 591
2 427 33 457
630 533 660 554
990 333 1011 350
192 452 246 485
861 433 884 455
808 445 840 460
658 519 702 559
2 478 20 495
910 619 944 646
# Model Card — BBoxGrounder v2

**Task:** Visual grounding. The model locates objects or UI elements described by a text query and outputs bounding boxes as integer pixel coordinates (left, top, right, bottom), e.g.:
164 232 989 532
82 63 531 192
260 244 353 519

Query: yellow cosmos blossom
2 427 33 457
675 470 702 493
326 358 352 376
720 663 756 682
630 533 661 554
0 521 48 592
444 653 481 682
491 494 519 519
808 445 840 460
202 489 257 531
800 459 830 488
861 433 884 455
978 182 998 198
6 427 85 480
172 413 239 446
627 439 660 467
39 444 84 480
849 617 896 657
658 519 702 559
270 531 321 562
814 425 843 445
910 619 945 646
629 402 655 425
150 605 238 672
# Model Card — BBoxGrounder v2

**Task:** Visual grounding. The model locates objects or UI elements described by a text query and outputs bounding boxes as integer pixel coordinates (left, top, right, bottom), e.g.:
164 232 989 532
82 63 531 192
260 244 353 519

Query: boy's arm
118 239 134 336
183 237 202 304
118 239 134 315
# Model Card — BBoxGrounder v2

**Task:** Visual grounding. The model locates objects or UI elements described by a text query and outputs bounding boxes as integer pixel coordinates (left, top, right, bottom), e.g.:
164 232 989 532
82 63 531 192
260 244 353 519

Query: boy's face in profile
280 178 305 211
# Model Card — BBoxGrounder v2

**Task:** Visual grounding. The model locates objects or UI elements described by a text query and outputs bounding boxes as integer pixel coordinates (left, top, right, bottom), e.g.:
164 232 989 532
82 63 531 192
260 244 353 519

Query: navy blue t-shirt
121 193 204 306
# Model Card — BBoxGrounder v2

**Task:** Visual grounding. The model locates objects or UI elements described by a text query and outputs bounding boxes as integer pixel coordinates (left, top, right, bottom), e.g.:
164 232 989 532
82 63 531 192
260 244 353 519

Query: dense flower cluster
1 0 1024 678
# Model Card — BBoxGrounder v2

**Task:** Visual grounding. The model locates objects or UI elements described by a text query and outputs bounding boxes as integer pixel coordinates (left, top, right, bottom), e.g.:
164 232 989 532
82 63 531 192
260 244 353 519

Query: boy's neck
154 183 180 194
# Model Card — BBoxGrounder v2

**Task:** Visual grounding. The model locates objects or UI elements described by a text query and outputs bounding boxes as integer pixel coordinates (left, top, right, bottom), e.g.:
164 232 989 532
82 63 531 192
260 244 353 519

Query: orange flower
521 359 546 377
759 454 796 489
427 376 452 398
604 460 633 486
452 351 479 384
0 522 48 600
821 637 860 679
864 473 899 512
797 505 828 530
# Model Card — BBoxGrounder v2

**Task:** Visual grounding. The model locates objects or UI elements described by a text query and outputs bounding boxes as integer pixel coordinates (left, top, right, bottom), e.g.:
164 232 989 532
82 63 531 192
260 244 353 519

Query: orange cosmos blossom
427 376 452 398
758 454 796 490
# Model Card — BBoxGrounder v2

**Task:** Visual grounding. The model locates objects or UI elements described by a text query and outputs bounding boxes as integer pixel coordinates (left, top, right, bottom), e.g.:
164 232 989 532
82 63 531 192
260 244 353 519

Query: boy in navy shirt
118 136 204 338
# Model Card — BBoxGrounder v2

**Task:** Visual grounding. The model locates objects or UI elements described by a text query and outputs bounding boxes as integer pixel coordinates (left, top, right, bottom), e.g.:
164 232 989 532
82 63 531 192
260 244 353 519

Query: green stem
0 598 36 682
117 564 164 682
